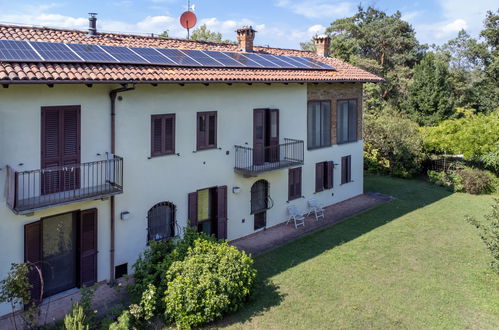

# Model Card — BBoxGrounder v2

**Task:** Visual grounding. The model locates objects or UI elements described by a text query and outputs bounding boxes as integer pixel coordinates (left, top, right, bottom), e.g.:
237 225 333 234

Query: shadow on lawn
214 176 453 328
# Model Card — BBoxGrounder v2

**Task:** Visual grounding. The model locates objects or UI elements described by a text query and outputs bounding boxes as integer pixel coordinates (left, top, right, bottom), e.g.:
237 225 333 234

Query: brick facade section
307 83 363 145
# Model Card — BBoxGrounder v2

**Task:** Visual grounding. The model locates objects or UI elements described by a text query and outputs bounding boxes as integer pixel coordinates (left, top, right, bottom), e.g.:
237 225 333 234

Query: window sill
337 140 359 145
287 196 305 203
307 145 332 151
340 180 354 186
149 152 178 159
193 146 220 153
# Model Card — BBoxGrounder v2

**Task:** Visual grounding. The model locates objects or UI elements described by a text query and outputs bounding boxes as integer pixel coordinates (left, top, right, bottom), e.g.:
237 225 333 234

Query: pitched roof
0 24 383 84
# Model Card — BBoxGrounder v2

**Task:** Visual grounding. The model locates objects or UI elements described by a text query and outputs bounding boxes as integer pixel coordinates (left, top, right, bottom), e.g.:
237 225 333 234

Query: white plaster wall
0 83 363 317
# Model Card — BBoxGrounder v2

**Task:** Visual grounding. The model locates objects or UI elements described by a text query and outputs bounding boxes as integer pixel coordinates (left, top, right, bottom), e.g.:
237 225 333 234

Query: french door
41 106 81 194
253 109 279 166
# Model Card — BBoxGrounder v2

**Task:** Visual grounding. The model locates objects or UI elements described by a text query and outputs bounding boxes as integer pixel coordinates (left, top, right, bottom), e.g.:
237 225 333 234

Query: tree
190 24 233 43
405 52 454 125
158 30 169 38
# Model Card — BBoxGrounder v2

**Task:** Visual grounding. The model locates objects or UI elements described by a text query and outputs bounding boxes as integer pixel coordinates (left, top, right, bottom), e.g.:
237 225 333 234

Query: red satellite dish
180 11 197 29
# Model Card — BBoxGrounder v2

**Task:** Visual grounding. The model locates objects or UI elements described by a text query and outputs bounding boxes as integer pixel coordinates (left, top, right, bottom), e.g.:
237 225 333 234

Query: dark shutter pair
315 161 334 192
288 167 302 200
341 155 352 184
24 209 98 304
197 111 217 150
188 186 227 239
151 114 175 157
337 99 358 144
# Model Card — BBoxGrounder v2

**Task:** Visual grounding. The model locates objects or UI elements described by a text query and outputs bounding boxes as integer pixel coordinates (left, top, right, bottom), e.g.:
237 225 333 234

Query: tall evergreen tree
406 52 454 126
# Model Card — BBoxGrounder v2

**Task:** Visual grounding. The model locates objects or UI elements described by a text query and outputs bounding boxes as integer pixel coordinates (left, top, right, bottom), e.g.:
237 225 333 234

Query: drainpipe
108 83 135 284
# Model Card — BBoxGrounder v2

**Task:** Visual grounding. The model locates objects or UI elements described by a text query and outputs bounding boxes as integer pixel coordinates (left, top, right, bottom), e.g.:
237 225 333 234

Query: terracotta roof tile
0 24 383 84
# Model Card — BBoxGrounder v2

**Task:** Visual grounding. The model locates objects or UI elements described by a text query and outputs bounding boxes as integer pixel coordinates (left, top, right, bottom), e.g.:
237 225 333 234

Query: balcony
234 138 304 177
6 156 123 215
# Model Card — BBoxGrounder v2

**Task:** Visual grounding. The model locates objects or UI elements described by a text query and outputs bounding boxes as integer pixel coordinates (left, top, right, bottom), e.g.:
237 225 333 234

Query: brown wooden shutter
341 156 347 184
151 116 163 156
164 115 175 154
296 167 302 197
325 161 334 189
347 156 352 182
208 113 217 148
315 162 324 192
288 169 294 200
24 221 43 305
80 208 98 287
216 186 228 240
188 192 198 227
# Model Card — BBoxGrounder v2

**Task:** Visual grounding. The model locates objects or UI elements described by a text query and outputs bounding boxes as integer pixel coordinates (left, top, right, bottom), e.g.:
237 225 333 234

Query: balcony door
41 106 81 195
253 108 279 166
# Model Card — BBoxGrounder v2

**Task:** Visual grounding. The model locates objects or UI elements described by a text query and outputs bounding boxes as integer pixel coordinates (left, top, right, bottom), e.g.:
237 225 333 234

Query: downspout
109 83 135 284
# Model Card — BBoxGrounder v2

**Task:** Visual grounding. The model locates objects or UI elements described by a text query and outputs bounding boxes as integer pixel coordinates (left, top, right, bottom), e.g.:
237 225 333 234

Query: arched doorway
147 202 176 241
251 180 271 230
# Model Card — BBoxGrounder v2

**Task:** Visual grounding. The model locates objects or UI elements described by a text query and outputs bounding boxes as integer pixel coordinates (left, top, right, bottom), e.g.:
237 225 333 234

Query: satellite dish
180 11 197 29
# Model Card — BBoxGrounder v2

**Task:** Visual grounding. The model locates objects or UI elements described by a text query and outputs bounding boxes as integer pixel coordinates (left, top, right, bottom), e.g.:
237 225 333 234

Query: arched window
251 180 269 214
147 202 175 241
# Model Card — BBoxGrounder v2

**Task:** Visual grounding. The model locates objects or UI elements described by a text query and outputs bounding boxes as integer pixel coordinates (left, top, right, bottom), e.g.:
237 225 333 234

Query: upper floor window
307 100 331 149
151 114 175 157
197 111 217 150
147 202 175 241
337 99 358 144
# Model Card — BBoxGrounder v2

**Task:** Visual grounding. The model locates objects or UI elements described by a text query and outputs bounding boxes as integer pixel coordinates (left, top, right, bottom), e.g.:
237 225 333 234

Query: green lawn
215 175 499 329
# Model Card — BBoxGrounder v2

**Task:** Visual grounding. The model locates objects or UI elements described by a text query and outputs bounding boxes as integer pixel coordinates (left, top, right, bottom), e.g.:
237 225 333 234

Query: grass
215 175 499 329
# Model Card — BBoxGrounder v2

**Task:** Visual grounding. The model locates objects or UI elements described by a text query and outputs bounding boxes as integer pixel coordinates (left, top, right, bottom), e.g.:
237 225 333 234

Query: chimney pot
88 13 98 37
236 26 257 52
314 35 331 57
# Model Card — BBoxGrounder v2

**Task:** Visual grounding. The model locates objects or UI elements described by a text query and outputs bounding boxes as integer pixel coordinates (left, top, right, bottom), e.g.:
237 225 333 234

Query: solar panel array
0 39 335 70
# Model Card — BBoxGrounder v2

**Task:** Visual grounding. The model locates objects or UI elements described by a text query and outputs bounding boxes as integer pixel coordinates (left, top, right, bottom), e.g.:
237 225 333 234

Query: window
337 99 358 144
251 180 269 214
341 155 352 184
307 100 331 149
147 202 175 241
188 186 228 239
197 111 217 150
151 114 175 157
316 161 334 192
288 167 302 201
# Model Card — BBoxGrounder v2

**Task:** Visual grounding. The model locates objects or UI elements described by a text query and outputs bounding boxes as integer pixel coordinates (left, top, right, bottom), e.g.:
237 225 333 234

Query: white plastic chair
307 198 325 221
287 205 306 228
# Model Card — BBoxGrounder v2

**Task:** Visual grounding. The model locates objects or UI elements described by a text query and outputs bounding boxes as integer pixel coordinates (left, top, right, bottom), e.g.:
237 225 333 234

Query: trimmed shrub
164 239 256 329
458 168 497 194
130 227 216 312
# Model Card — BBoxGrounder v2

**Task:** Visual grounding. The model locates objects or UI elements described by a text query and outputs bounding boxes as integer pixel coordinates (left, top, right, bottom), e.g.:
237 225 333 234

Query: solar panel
223 52 263 67
285 56 316 69
67 43 117 63
155 48 201 66
244 53 281 68
308 58 335 70
29 41 81 62
202 51 246 67
266 55 298 68
182 49 224 67
0 40 42 61
100 45 149 64
129 47 177 65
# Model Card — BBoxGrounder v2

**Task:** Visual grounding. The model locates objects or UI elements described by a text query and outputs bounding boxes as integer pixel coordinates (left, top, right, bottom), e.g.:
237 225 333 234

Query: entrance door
41 106 81 195
188 186 228 239
253 109 279 166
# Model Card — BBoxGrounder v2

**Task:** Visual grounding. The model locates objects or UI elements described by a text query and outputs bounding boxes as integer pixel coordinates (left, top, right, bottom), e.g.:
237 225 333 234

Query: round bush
457 168 497 194
164 239 256 329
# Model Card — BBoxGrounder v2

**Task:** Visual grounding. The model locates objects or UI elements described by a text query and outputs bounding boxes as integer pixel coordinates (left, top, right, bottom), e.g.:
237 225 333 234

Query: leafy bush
364 109 425 177
458 168 497 194
427 168 497 194
129 283 156 323
108 310 132 330
164 239 257 329
421 110 499 160
466 198 499 273
130 227 216 313
481 146 499 174
64 304 89 330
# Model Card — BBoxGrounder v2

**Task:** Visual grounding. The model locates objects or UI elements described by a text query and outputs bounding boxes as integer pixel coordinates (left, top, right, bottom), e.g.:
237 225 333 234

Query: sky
0 0 496 49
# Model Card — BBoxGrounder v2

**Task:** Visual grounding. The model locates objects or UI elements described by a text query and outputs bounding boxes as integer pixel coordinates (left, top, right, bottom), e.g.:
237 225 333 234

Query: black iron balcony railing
6 156 123 214
235 138 304 176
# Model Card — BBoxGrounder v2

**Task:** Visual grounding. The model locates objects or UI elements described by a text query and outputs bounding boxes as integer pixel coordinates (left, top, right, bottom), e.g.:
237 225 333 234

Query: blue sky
0 0 496 48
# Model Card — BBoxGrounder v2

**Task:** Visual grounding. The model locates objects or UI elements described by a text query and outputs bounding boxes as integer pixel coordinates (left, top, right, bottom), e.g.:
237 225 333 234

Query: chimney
314 35 331 57
236 26 257 52
88 13 98 37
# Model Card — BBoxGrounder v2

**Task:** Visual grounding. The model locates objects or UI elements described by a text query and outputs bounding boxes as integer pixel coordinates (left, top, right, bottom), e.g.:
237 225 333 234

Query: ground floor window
251 180 270 230
147 202 175 241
